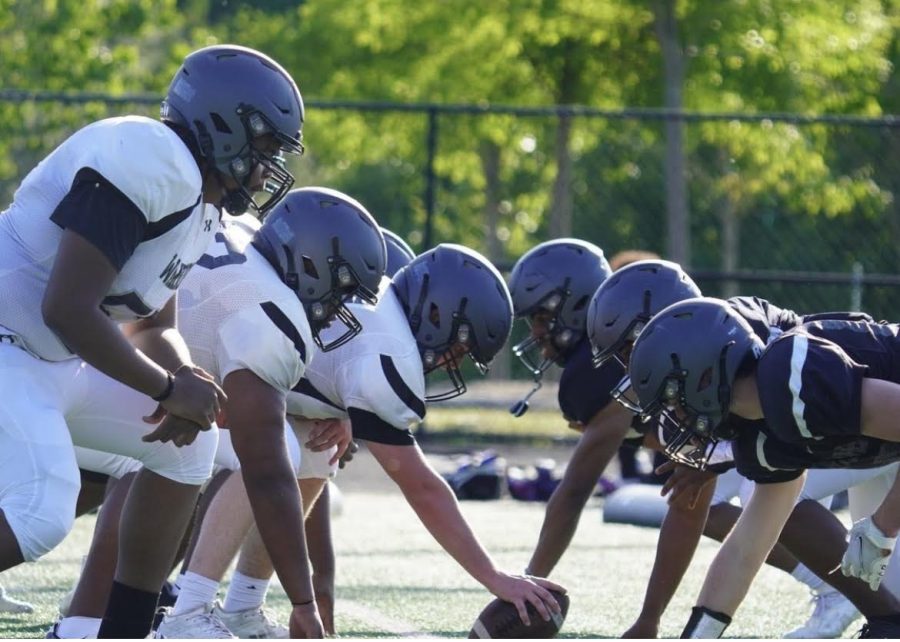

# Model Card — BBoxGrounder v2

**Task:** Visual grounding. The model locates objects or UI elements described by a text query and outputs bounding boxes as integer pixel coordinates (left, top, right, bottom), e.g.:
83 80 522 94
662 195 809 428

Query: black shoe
858 616 900 638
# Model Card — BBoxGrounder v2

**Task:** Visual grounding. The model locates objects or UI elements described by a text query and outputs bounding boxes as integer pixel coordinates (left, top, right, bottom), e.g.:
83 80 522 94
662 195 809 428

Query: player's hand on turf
658 461 716 509
305 418 353 465
622 616 659 638
290 601 325 639
339 440 359 469
841 516 897 590
314 588 335 636
142 414 203 447
144 364 226 429
487 572 566 627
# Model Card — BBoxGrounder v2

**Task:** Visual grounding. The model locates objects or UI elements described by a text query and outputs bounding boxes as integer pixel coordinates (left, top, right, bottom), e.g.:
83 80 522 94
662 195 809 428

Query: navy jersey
734 319 900 483
557 338 625 425
726 296 801 344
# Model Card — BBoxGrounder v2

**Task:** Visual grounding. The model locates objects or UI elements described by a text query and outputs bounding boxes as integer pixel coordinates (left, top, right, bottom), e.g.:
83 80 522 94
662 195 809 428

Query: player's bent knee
142 426 220 486
2 482 78 561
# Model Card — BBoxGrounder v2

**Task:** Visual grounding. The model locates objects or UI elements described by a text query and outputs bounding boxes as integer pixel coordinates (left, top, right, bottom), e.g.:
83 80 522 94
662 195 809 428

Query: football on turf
468 590 569 638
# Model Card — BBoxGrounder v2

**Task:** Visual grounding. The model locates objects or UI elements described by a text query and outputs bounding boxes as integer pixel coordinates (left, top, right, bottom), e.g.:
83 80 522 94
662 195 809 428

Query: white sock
791 563 828 592
171 571 220 615
223 571 270 612
56 616 102 638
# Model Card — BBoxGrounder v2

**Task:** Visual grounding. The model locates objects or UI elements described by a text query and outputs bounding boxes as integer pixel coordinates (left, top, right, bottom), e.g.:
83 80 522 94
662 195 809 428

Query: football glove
841 516 897 591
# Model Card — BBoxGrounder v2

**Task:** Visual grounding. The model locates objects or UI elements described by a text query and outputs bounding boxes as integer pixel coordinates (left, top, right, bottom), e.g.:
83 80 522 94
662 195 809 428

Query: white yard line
339 599 432 638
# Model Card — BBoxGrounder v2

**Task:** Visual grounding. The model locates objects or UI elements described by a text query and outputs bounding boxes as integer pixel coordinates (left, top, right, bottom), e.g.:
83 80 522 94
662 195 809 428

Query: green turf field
0 484 852 639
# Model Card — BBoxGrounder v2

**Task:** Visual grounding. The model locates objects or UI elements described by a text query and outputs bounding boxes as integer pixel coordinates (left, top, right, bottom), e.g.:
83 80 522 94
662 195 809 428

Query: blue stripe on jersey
379 354 426 419
292 377 344 411
260 301 307 363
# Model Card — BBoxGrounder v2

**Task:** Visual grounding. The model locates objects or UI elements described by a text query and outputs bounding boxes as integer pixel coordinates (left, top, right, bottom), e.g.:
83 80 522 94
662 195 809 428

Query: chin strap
509 378 543 418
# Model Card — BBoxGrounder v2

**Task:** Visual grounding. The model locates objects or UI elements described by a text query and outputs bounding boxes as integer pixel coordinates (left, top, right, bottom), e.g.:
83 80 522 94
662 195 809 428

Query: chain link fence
3 91 900 381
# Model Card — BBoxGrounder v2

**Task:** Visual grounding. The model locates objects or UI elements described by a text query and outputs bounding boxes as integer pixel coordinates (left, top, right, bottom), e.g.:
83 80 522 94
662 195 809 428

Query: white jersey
287 280 425 435
0 116 214 361
178 215 314 393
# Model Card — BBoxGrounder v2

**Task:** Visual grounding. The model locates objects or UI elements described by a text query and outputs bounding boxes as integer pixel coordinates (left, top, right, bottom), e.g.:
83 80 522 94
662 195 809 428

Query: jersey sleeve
88 120 202 224
339 351 425 444
216 299 311 392
732 422 805 484
49 168 148 271
758 332 867 443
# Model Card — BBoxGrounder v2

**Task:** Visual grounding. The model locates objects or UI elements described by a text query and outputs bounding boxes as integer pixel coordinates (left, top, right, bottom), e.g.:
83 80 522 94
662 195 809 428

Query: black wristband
681 606 731 639
152 371 175 402
291 599 315 607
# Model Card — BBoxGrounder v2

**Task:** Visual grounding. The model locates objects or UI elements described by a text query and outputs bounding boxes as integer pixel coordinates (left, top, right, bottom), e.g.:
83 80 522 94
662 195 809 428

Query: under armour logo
204 219 213 232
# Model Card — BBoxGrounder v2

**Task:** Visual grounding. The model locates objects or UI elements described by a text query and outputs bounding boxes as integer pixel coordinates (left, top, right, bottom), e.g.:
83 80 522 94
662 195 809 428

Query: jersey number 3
198 232 247 270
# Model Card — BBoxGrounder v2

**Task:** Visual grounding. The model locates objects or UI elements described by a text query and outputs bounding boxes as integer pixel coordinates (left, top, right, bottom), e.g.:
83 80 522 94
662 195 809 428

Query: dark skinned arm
224 369 323 638
526 402 633 577
43 228 171 397
622 477 715 638
305 483 336 636
44 229 225 429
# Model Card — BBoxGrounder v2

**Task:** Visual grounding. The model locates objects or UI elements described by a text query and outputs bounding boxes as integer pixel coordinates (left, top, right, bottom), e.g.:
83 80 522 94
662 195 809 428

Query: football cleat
213 603 288 639
784 588 860 638
154 603 236 639
0 585 33 614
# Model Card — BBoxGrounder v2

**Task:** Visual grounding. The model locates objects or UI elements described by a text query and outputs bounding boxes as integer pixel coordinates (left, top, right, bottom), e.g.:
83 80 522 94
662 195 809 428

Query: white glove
841 516 897 591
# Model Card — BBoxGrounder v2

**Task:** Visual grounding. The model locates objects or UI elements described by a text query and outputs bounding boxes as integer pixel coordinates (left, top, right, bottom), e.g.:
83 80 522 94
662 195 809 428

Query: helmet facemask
640 346 737 470
413 295 487 402
280 237 378 353
214 107 304 217
511 286 577 378
591 290 653 369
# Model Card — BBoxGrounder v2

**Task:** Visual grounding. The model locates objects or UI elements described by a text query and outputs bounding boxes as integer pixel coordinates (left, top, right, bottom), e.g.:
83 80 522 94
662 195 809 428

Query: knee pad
142 426 219 486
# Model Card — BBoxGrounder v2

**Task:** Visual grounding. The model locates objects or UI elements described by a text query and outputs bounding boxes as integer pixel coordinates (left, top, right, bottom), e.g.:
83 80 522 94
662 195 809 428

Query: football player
0 44 304 638
49 187 384 640
51 226 414 639
156 243 565 638
516 254 896 638
628 298 900 638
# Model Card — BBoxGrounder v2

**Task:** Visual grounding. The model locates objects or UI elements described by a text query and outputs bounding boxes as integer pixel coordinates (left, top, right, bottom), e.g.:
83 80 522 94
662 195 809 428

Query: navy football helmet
382 228 416 277
161 45 305 217
628 297 763 469
253 187 386 351
392 244 513 401
508 239 611 378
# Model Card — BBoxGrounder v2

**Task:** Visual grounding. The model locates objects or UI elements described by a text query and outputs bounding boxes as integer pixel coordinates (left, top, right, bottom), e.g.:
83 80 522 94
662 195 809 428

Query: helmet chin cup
509 379 543 418
509 399 529 418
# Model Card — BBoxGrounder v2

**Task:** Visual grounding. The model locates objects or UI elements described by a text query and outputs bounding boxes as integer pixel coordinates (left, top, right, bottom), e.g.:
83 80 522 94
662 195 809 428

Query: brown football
468 590 569 639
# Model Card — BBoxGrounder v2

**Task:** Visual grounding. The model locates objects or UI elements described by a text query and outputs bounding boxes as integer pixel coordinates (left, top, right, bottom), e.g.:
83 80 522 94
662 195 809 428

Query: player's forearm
696 477 803 617
125 326 194 373
872 473 900 537
638 485 712 623
44 305 170 398
401 475 498 586
526 484 592 576
242 462 315 604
